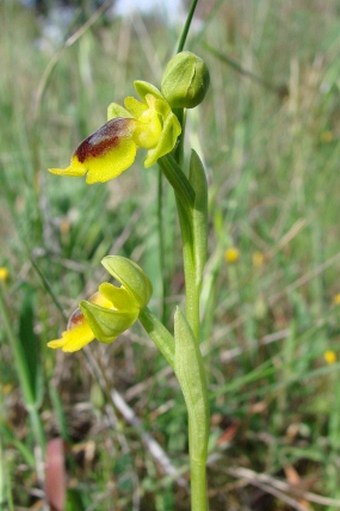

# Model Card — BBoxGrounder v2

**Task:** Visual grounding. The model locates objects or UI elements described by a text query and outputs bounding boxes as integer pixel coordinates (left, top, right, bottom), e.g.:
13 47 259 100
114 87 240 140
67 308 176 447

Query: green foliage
0 0 339 509
18 283 42 404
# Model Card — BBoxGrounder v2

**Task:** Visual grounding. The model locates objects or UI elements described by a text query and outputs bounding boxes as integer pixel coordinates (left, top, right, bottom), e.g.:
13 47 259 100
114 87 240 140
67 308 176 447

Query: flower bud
161 51 210 109
101 256 152 309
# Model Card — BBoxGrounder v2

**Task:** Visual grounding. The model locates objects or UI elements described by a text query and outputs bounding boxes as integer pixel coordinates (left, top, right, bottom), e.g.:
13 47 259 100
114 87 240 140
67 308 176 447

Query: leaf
189 150 208 283
138 307 175 368
66 489 86 511
159 154 195 210
174 308 209 458
18 283 41 404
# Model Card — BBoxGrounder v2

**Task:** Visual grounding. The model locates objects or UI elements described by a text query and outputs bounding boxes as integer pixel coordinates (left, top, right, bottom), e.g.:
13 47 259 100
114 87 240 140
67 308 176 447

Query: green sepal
101 256 152 309
80 300 138 344
134 80 164 101
174 308 209 458
145 105 182 167
107 102 132 120
189 150 208 283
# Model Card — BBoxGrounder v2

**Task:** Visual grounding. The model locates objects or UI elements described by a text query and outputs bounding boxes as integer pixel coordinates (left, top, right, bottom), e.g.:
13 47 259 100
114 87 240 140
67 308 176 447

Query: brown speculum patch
75 118 132 162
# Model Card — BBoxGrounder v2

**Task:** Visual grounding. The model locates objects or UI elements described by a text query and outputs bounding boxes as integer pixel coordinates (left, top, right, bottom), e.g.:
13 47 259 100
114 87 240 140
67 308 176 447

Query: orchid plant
48 47 211 511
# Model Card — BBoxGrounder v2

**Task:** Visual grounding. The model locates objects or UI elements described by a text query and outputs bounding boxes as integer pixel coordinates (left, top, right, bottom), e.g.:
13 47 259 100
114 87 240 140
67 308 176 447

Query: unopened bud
161 51 210 109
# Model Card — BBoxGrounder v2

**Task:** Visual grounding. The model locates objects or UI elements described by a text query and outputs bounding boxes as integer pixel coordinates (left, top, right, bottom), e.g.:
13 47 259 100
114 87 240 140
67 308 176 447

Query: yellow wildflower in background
0 267 9 282
1 383 13 395
224 247 240 264
324 350 337 365
252 251 265 268
320 131 333 144
333 293 340 306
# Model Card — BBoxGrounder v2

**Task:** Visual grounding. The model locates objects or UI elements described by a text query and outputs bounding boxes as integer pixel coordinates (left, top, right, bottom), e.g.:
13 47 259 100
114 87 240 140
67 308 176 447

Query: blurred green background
0 0 339 509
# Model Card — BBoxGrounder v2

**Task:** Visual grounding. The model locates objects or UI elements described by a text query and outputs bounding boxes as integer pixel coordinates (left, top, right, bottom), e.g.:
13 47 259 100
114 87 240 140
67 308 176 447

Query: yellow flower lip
47 291 113 352
49 117 137 183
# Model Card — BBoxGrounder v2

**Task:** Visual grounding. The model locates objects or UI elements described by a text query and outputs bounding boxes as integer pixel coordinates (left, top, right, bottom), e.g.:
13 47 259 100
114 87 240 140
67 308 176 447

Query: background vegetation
0 0 339 509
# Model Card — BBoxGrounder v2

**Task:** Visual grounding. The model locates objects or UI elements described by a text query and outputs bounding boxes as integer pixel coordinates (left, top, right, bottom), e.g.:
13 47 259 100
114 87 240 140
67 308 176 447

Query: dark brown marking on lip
76 117 132 163
67 308 84 330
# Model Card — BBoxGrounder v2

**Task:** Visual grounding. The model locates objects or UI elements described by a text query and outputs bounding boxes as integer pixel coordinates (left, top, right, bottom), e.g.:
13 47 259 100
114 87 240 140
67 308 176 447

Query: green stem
188 399 209 511
173 108 185 165
176 0 200 53
140 306 209 510
157 170 167 323
189 453 208 511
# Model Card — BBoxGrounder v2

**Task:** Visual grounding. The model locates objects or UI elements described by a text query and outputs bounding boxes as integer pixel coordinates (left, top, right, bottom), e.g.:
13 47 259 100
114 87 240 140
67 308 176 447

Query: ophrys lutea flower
48 256 152 352
49 81 181 184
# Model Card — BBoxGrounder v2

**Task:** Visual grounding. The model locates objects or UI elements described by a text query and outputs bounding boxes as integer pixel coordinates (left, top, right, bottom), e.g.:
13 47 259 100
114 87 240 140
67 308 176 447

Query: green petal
144 110 182 167
98 282 136 311
107 102 132 120
124 96 147 118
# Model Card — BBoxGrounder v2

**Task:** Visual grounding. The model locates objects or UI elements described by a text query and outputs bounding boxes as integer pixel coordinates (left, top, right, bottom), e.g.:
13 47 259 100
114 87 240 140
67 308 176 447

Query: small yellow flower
320 131 333 144
224 247 240 264
0 267 9 282
48 256 152 353
324 350 337 365
333 293 340 305
47 285 140 352
252 251 265 268
1 383 13 395
49 81 181 184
